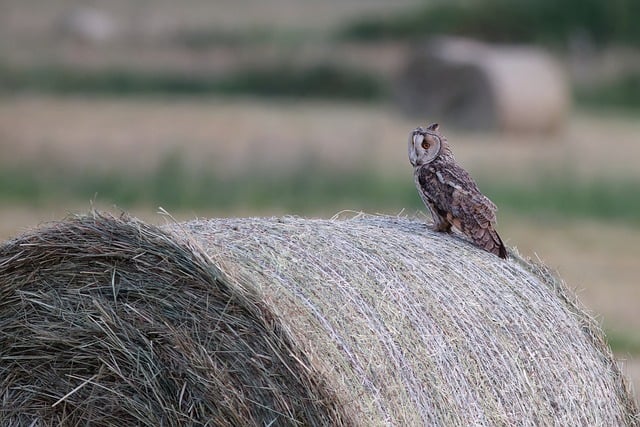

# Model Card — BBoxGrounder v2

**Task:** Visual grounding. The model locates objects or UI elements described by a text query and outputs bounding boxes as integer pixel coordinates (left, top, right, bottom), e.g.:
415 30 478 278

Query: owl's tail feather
493 231 507 259
474 227 507 259
491 230 508 259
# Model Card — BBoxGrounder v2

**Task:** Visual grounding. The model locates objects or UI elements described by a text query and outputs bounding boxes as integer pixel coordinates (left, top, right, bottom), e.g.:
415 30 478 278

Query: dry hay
396 37 570 134
0 212 637 426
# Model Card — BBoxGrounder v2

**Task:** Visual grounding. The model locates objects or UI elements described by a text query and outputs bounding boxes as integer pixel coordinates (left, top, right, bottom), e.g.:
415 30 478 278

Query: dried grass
0 212 637 426
396 37 570 134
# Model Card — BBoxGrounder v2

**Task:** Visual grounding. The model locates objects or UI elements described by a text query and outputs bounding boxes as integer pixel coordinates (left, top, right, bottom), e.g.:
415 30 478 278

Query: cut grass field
0 95 638 397
2 0 639 405
1 95 639 221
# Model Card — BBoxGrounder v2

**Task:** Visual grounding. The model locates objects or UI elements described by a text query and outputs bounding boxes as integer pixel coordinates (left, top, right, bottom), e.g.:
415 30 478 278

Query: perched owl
408 123 507 259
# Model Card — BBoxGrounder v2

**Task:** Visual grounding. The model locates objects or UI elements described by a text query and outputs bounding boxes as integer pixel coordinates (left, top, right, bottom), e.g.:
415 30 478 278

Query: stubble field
0 95 639 396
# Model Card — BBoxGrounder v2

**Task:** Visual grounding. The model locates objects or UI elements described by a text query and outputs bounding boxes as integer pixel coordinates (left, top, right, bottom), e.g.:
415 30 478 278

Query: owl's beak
412 133 424 146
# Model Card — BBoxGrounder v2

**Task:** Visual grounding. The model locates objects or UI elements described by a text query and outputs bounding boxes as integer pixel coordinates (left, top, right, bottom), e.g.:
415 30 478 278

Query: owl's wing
418 164 497 228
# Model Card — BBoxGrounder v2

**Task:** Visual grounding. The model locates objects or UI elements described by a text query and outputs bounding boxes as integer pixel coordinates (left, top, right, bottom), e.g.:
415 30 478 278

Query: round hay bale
0 212 637 426
57 7 120 44
396 37 571 134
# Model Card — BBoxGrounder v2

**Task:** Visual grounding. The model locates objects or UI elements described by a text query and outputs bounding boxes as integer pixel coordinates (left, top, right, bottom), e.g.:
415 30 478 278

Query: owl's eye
421 141 430 149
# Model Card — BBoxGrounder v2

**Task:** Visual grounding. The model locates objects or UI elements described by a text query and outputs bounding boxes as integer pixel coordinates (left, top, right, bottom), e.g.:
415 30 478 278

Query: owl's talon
431 222 452 233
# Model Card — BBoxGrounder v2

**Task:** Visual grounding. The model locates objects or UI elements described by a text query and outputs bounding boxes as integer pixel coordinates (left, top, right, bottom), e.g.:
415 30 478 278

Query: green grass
606 329 640 356
339 0 640 46
0 158 414 213
486 175 640 225
173 27 315 50
0 63 386 100
575 73 640 110
1 157 639 224
3 44 640 111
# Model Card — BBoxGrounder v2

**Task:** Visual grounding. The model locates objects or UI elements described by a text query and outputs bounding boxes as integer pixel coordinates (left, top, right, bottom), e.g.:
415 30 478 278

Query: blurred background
0 0 639 396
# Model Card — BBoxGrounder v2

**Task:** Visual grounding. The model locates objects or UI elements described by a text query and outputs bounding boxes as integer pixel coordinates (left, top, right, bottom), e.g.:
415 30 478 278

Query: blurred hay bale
396 37 571 134
1 212 637 426
57 7 120 44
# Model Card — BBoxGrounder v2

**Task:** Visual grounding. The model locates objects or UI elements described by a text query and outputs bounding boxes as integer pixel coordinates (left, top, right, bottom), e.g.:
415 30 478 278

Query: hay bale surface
0 212 637 426
396 37 571 133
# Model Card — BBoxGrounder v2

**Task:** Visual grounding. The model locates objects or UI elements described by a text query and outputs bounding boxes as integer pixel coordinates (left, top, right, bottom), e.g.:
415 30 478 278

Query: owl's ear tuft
427 123 439 132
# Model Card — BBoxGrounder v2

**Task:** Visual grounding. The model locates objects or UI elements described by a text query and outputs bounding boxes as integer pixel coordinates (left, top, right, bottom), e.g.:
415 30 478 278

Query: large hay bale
0 213 637 426
396 37 571 134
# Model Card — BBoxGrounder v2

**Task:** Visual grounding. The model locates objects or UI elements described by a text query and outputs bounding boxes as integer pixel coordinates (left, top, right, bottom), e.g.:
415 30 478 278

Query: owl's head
408 123 444 167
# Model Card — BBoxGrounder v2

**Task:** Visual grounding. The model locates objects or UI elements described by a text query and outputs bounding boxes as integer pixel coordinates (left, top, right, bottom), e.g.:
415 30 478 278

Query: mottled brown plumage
408 123 507 259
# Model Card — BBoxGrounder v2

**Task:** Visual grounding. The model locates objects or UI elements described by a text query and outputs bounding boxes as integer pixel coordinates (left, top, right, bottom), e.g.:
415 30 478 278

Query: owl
408 123 507 259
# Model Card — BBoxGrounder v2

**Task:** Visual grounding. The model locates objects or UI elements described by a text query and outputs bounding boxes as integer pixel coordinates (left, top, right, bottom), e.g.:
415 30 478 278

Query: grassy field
1 98 639 396
1 0 639 400
1 96 640 217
